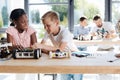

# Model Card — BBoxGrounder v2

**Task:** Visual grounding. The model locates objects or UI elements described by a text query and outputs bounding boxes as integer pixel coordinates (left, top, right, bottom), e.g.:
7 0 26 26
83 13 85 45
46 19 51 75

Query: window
28 0 69 39
112 0 120 33
29 0 68 3
0 0 24 37
0 0 24 28
74 0 105 25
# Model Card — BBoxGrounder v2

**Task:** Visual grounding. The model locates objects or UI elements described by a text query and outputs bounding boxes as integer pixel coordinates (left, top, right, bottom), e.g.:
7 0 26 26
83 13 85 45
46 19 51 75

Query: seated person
6 8 37 50
32 11 78 53
90 15 117 51
5 8 37 80
73 16 91 51
32 11 82 80
73 16 90 40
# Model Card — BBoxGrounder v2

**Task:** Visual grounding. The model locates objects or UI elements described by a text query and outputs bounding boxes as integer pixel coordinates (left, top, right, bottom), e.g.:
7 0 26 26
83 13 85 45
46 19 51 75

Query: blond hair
41 11 60 22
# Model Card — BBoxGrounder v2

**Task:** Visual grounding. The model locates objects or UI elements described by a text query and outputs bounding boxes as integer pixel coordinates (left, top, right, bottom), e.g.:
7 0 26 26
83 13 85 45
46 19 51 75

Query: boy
32 11 82 80
32 11 78 53
73 16 90 51
73 16 90 40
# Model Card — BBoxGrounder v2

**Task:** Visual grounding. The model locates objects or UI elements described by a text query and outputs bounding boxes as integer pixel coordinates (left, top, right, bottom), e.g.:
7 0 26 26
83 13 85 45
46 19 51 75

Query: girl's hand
13 45 24 50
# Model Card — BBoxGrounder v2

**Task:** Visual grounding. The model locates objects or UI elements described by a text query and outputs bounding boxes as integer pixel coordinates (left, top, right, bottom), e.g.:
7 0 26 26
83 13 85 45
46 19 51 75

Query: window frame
25 0 74 33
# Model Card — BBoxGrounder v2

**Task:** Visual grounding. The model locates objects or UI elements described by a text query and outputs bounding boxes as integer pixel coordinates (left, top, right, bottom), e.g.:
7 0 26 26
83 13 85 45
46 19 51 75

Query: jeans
58 74 83 80
78 46 87 51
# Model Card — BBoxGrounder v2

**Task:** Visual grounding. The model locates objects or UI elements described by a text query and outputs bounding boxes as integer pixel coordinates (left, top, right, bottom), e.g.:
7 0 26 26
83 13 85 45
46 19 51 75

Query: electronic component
49 49 70 58
0 42 12 59
12 48 41 59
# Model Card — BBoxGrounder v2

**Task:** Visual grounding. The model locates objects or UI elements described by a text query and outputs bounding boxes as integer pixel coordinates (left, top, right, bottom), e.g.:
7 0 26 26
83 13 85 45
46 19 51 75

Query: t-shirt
90 22 116 49
6 26 36 48
43 26 78 52
91 22 116 40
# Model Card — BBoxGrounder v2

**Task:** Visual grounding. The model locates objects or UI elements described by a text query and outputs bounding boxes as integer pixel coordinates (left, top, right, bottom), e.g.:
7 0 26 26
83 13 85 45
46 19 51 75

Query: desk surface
0 51 120 73
74 39 120 46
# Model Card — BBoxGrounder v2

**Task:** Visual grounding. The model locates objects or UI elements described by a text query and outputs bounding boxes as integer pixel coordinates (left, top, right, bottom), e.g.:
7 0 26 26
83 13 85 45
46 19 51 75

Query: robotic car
12 48 41 59
0 43 12 58
0 37 12 59
49 49 70 58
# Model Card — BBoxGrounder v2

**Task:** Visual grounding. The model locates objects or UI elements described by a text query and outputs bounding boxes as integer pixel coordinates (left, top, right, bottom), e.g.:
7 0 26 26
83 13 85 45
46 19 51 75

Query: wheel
39 49 42 57
34 49 40 59
12 49 16 59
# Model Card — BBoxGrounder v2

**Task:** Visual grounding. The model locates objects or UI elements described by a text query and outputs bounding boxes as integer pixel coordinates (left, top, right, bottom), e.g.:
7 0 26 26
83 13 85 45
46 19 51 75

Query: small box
12 48 41 59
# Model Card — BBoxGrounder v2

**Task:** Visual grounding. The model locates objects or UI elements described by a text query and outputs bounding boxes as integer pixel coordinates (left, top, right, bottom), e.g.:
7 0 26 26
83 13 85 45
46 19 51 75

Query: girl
6 8 37 50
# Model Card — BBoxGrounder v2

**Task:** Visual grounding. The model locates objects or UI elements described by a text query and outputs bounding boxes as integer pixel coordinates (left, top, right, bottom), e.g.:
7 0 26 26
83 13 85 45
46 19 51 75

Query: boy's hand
32 43 43 49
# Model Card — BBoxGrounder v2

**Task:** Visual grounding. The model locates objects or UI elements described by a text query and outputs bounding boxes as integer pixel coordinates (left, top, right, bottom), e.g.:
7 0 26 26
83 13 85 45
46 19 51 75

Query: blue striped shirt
73 24 90 38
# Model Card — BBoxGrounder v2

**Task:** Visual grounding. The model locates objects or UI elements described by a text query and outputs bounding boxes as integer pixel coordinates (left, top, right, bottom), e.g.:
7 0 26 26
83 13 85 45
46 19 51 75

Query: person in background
73 16 91 51
91 15 116 40
6 8 37 50
73 16 90 40
90 15 117 51
32 11 82 80
116 19 120 38
90 15 117 80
